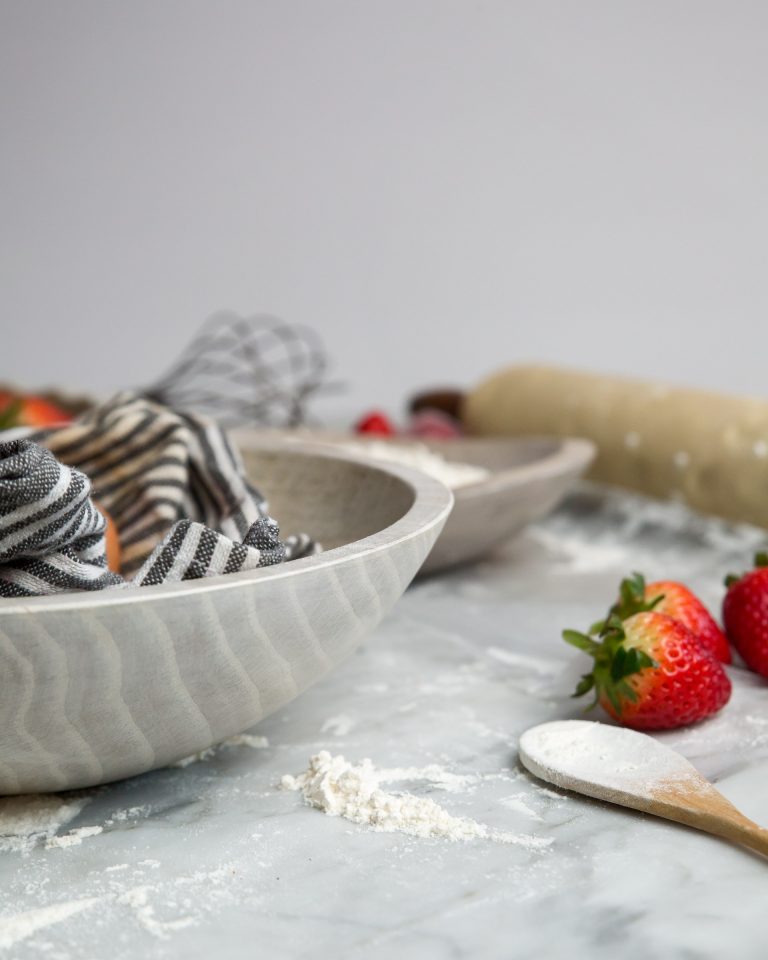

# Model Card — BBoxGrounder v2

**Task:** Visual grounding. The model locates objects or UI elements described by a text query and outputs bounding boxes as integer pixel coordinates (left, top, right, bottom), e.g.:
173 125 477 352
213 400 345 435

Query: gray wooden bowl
248 433 594 574
416 436 594 573
0 442 452 795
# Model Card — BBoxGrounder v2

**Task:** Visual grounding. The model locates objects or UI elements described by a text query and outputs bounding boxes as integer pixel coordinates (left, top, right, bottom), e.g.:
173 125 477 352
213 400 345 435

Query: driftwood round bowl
0 442 452 795
415 436 594 573
246 432 594 574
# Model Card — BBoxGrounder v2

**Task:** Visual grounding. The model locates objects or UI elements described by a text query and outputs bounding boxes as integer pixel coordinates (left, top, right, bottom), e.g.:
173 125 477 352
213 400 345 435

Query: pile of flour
281 751 551 848
342 440 490 489
0 796 91 854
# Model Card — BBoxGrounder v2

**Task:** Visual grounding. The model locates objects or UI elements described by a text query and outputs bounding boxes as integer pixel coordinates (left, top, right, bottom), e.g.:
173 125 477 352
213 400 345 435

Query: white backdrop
2 1 767 424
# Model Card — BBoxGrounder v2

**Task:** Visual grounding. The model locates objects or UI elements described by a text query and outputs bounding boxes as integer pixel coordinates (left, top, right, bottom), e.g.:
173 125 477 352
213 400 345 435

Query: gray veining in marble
1 484 766 960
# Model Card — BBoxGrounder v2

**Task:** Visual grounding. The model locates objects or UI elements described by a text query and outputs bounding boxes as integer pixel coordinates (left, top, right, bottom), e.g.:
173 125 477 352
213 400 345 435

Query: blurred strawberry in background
0 390 73 429
355 410 396 436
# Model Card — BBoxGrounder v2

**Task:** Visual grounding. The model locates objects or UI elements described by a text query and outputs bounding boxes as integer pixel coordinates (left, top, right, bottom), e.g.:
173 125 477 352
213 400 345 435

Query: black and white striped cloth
134 515 286 588
33 392 312 575
0 439 124 596
0 394 314 598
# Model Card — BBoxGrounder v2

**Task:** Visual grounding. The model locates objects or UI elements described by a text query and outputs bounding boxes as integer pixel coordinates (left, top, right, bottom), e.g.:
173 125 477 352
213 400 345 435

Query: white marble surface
2 485 768 959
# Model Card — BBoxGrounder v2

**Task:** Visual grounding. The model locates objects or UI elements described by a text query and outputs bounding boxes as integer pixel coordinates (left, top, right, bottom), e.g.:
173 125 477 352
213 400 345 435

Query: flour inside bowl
341 441 489 489
281 751 552 848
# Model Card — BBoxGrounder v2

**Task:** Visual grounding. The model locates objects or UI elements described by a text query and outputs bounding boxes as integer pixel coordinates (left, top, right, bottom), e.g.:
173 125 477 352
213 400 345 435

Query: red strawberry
355 410 396 436
0 391 72 429
723 552 768 678
600 572 730 663
564 611 731 730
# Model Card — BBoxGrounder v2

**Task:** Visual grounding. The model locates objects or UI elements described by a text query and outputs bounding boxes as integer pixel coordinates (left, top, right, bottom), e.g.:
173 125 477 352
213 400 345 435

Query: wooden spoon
519 720 768 857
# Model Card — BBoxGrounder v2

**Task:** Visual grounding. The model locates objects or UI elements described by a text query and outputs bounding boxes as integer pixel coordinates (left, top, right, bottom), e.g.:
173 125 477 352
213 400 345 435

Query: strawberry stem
562 617 658 717
0 396 23 430
609 572 664 623
562 630 600 654
726 551 768 587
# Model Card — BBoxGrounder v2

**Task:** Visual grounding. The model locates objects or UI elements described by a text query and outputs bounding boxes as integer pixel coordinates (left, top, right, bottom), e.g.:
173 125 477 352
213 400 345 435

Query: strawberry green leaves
610 645 656 681
562 630 599 654
588 573 664 635
0 397 22 430
565 571 732 729
573 673 596 698
563 595 658 718
611 572 665 622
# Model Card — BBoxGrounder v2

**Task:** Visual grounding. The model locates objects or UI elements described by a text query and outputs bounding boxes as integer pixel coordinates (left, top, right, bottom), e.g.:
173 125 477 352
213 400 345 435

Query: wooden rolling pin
463 365 768 528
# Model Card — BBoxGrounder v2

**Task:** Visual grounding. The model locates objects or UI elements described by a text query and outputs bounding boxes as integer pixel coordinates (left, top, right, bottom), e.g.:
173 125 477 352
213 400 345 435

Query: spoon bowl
520 720 768 858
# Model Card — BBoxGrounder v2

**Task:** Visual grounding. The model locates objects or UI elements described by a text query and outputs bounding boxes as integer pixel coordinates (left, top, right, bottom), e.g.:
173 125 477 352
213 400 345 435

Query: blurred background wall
2 0 767 422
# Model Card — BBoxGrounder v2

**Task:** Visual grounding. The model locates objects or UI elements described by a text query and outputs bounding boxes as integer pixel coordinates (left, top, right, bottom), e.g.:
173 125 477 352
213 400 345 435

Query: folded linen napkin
0 439 297 597
31 392 312 576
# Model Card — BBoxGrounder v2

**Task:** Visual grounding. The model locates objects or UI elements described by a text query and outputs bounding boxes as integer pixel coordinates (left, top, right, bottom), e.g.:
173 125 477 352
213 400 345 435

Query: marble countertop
2 485 767 960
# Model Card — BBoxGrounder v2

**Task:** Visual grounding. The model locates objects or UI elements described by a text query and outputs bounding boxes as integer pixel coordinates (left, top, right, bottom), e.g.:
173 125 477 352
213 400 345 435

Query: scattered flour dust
321 713 356 736
117 887 195 940
377 763 477 794
281 752 552 849
0 897 100 950
0 884 196 951
0 795 91 854
486 646 561 675
222 733 269 750
174 733 269 767
45 825 103 849
528 526 626 573
499 794 543 821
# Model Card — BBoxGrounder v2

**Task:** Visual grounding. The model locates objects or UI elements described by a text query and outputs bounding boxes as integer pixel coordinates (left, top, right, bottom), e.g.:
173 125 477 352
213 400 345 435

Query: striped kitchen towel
0 438 305 597
32 392 314 576
0 439 124 597
0 392 315 598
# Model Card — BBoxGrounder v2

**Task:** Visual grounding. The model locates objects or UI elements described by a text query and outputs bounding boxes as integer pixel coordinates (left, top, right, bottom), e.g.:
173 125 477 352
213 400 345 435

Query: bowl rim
443 436 595 499
245 430 595 501
0 440 454 615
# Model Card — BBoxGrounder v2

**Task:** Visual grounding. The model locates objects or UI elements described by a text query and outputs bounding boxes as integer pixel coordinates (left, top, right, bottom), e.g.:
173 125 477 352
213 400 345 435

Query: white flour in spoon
281 751 552 848
519 720 699 796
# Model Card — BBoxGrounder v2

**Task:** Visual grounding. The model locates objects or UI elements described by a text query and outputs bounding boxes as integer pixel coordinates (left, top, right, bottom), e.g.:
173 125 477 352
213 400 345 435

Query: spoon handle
653 784 768 858
706 815 768 858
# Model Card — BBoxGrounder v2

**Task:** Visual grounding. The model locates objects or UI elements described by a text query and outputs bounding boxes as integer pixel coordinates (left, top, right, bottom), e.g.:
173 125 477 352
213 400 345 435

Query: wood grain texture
650 779 768 858
520 721 768 860
0 441 452 794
